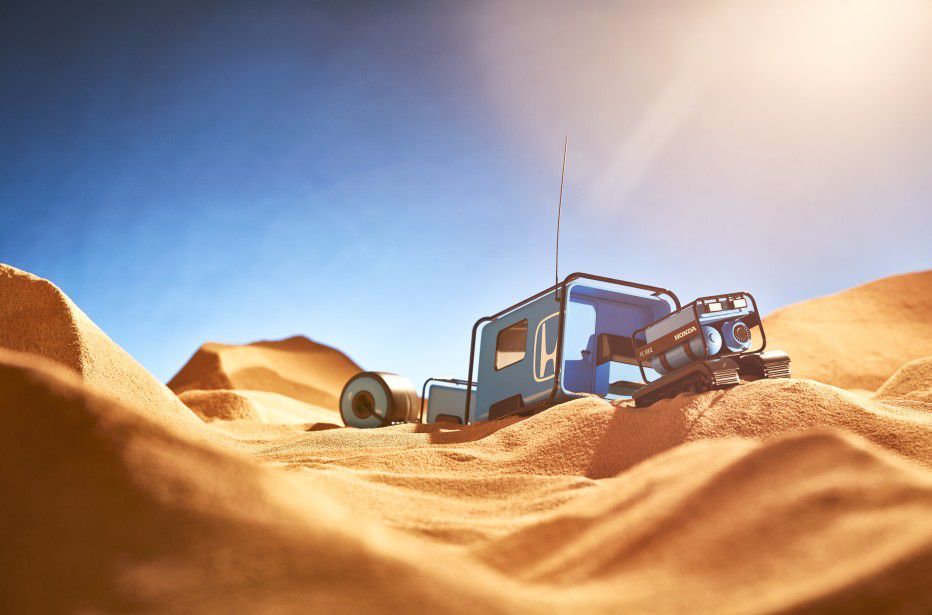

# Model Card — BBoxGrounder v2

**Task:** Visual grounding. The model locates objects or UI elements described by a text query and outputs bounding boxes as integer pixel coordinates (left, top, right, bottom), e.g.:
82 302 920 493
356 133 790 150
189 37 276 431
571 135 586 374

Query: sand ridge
1 266 931 612
2 351 930 613
0 264 202 432
0 351 521 613
168 335 360 410
250 378 931 480
179 388 343 426
874 357 932 404
763 270 932 390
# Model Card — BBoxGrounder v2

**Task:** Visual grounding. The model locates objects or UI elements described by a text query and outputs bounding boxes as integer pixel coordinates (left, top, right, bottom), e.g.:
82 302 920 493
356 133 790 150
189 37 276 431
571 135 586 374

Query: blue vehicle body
422 273 679 425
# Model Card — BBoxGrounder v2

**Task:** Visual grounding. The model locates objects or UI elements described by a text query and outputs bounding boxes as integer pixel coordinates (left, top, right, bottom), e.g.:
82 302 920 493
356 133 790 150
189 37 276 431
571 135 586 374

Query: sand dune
0 351 512 613
179 388 342 426
245 377 931 553
0 264 201 431
254 378 931 480
2 351 930 613
874 357 932 403
168 336 360 410
471 431 932 613
2 266 931 612
763 270 932 390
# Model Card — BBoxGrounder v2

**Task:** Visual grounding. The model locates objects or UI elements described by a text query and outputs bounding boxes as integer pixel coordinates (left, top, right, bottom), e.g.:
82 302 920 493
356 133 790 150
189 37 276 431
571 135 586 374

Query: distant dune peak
168 334 361 410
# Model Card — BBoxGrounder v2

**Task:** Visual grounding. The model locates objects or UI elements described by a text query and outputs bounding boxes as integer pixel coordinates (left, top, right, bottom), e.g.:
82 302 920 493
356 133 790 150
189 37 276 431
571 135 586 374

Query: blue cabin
422 273 680 425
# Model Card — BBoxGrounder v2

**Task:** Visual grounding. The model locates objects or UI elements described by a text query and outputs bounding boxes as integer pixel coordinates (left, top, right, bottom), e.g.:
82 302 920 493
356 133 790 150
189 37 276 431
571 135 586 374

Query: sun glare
732 0 931 96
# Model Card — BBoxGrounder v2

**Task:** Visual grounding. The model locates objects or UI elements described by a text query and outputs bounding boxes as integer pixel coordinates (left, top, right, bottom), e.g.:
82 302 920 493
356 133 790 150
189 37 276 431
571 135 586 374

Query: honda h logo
533 312 560 382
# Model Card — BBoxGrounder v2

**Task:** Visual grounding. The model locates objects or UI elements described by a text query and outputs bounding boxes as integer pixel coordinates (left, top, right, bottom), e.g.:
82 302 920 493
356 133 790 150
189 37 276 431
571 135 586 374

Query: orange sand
1 263 930 613
763 270 932 390
874 357 932 404
179 388 342 426
168 335 360 410
0 266 200 431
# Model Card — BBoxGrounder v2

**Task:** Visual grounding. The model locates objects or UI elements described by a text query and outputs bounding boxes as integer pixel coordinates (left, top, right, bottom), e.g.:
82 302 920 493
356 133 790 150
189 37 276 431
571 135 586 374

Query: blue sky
2 1 930 386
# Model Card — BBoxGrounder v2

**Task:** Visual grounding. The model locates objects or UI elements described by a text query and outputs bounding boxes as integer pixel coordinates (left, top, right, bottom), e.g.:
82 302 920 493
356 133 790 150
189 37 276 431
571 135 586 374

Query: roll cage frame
443 272 682 425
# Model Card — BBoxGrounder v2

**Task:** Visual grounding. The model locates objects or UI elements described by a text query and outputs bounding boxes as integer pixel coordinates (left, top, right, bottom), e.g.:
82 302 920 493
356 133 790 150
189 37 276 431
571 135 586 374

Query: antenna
555 135 568 299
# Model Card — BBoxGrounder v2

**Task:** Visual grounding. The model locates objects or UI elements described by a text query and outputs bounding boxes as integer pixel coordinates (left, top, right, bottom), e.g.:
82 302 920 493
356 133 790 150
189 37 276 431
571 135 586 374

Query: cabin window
495 319 528 370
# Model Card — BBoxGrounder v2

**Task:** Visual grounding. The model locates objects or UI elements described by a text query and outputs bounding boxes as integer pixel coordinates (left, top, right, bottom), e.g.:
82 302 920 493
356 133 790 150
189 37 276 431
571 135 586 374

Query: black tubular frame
631 291 766 384
461 272 680 424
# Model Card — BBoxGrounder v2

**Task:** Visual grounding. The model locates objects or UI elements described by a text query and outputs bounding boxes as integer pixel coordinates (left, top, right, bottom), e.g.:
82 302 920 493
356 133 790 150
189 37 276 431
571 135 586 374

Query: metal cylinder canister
651 325 722 375
339 371 419 428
